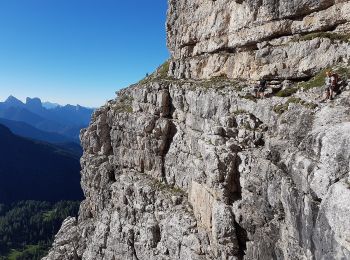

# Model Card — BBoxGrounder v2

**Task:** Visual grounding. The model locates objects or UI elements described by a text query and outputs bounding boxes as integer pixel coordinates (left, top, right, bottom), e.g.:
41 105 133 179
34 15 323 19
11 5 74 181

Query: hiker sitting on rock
331 72 340 96
329 72 340 100
254 79 268 98
322 71 339 101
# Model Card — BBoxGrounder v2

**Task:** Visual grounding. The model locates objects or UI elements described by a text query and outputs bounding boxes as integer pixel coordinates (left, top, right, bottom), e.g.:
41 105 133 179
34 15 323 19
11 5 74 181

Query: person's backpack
333 73 343 93
331 73 339 86
259 80 267 91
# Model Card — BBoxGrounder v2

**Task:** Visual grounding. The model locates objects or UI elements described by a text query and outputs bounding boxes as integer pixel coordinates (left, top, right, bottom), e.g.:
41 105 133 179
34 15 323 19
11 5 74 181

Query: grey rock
44 0 350 259
167 0 350 80
44 79 350 259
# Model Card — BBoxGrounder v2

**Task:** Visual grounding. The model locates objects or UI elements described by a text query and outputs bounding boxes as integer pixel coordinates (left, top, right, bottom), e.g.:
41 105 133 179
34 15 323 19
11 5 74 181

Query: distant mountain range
0 96 92 204
0 96 94 142
0 124 83 204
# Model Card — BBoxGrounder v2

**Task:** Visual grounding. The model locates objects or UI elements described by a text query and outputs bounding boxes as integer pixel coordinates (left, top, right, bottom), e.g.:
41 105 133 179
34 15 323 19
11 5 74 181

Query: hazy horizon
0 0 169 108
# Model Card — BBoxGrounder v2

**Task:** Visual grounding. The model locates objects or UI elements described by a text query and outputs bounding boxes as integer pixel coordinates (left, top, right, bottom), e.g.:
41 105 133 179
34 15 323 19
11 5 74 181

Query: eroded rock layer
167 0 350 80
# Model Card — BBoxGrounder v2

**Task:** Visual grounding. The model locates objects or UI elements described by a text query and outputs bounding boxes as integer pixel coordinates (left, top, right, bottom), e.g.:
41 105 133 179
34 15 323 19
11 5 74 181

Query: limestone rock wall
167 0 350 80
43 0 350 259
44 78 350 259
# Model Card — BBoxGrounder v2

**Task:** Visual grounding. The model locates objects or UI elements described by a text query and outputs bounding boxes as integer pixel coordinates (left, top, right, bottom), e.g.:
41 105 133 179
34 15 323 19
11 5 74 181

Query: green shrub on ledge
275 87 298 97
274 97 318 115
296 32 350 43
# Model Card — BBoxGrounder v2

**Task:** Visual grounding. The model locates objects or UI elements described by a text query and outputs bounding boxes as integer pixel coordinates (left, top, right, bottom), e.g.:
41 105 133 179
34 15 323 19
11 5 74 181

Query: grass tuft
113 94 134 113
240 93 257 102
139 61 172 85
298 69 328 90
157 61 170 78
275 65 350 97
275 87 298 97
273 97 318 115
297 66 350 92
295 32 350 43
153 179 184 195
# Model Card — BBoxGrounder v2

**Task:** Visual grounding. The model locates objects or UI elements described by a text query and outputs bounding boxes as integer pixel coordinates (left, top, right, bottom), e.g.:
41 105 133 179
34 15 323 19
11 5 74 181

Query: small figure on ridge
254 79 268 98
322 71 339 102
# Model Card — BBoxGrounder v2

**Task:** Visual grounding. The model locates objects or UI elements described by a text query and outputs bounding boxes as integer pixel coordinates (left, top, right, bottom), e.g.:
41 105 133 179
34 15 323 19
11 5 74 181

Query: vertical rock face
44 1 350 259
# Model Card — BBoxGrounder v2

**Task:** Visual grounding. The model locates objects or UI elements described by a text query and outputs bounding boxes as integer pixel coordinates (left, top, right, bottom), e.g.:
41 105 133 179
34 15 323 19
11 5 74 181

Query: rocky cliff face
167 0 350 80
44 1 350 259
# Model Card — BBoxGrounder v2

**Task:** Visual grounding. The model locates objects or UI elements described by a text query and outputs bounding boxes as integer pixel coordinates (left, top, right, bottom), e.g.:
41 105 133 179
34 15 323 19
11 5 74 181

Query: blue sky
0 0 169 107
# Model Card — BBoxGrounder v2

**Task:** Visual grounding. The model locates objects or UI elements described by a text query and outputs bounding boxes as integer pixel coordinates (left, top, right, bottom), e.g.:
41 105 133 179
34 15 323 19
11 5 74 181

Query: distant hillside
0 124 83 204
0 118 73 143
0 96 94 141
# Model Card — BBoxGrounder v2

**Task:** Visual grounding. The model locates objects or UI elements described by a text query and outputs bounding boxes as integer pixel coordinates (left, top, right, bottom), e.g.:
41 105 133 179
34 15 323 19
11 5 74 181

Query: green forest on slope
0 201 80 260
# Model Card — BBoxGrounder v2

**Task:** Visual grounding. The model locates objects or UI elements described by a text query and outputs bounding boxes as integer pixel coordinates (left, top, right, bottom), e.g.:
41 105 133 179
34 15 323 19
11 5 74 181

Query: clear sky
0 0 169 107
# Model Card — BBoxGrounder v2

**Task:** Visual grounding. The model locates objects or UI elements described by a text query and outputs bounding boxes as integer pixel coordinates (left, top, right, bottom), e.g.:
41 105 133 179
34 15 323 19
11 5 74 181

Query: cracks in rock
227 116 269 258
179 41 198 57
212 22 344 57
177 243 182 259
234 220 248 260
236 42 260 52
72 241 82 260
140 159 145 174
187 42 258 58
208 46 237 54
162 120 177 158
175 20 346 63
175 0 340 56
179 41 198 49
297 21 348 38
127 229 140 260
224 154 243 204
132 247 140 260
247 20 346 50
280 1 337 22
175 10 348 72
108 169 116 183
160 90 178 183
252 0 263 21
162 125 177 183
167 90 177 119
309 195 321 257
285 75 313 82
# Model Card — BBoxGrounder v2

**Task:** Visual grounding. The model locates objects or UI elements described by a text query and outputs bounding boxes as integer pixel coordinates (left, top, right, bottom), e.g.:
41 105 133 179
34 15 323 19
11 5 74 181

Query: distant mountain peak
43 101 61 109
26 97 42 104
5 95 24 106
25 97 43 111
